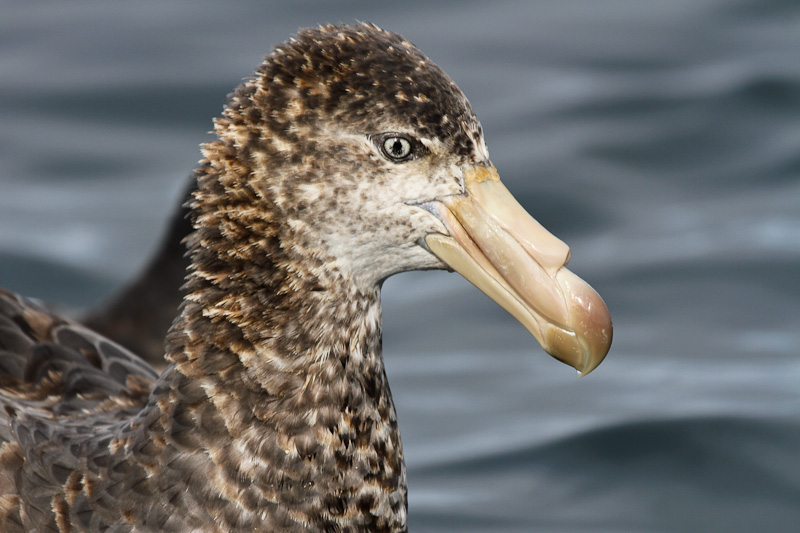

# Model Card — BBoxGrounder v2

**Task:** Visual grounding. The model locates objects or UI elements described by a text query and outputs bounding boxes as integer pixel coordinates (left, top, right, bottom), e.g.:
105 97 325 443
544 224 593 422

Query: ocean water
1 1 799 531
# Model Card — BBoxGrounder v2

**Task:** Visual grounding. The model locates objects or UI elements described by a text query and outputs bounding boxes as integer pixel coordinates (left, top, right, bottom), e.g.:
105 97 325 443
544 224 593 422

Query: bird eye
377 134 415 162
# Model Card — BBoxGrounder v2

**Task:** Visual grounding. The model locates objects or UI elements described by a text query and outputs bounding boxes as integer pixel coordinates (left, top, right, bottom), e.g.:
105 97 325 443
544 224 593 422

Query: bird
0 23 612 532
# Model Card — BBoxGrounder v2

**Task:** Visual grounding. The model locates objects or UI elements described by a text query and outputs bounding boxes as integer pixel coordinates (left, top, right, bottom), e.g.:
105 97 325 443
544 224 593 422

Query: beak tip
575 341 609 377
575 308 613 377
551 269 613 377
541 296 612 377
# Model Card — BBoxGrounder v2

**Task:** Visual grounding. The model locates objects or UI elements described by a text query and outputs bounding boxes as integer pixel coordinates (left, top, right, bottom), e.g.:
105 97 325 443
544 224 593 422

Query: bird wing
0 288 157 442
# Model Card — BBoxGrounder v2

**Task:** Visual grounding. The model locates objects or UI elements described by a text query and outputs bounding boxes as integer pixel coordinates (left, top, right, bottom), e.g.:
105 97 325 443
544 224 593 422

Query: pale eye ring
380 135 414 162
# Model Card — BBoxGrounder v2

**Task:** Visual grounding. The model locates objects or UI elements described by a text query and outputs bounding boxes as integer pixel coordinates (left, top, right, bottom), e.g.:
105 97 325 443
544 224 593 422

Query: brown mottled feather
0 23 489 531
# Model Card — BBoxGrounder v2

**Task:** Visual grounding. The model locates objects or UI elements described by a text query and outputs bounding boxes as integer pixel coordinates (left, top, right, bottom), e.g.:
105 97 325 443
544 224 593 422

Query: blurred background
1 1 798 531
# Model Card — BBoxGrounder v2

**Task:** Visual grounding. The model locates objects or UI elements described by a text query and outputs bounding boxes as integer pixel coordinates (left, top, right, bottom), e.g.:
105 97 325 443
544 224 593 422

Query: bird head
198 23 612 374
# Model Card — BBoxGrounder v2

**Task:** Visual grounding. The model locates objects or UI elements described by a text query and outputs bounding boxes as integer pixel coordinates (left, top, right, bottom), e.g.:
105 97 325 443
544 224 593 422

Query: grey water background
1 0 798 531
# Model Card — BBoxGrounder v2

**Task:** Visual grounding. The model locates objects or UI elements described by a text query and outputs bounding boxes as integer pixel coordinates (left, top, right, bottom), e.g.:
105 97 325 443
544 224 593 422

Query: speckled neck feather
160 168 405 530
0 22 488 532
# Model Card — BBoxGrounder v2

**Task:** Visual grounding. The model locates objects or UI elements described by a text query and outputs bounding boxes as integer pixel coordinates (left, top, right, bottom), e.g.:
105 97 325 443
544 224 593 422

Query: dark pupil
390 139 405 157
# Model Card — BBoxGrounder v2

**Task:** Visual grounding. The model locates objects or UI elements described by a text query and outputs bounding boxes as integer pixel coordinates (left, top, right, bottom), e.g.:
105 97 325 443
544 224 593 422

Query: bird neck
145 168 407 529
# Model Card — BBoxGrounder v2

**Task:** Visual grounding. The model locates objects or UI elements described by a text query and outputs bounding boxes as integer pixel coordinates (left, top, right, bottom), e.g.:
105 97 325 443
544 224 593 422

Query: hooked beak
421 163 612 375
